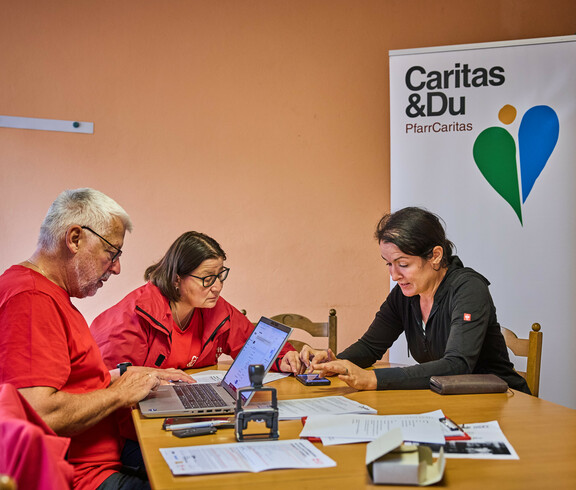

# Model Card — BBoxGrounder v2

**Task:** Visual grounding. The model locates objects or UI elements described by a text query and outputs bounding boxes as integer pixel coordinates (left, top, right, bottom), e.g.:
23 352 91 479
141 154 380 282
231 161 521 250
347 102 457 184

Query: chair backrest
0 475 16 490
271 310 337 353
501 323 543 397
242 309 337 353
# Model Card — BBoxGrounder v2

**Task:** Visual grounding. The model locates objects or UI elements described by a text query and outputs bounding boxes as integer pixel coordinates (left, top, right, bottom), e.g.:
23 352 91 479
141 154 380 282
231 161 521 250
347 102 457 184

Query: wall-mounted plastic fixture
0 115 94 134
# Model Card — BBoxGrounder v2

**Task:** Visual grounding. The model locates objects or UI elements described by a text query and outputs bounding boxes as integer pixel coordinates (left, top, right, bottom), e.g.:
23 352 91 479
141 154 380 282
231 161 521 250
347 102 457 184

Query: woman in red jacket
91 231 301 374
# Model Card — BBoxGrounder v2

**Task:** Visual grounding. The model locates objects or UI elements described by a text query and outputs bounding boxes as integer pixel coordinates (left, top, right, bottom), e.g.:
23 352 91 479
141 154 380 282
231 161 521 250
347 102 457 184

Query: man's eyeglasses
188 267 230 287
81 226 123 263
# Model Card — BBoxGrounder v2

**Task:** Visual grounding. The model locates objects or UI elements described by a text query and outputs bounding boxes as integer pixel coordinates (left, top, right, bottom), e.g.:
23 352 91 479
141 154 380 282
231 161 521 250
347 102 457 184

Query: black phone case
296 375 331 386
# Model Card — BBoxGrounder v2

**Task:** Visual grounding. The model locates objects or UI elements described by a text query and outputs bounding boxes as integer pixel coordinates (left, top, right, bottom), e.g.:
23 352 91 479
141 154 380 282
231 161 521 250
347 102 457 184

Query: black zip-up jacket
338 257 530 393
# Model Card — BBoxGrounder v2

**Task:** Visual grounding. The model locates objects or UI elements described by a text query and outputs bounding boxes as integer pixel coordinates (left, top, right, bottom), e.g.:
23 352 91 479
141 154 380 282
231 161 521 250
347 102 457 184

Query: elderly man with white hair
0 188 192 490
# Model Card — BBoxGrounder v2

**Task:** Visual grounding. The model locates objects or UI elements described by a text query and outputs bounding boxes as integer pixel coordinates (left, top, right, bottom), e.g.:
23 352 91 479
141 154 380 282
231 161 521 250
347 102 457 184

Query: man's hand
107 370 161 406
19 370 160 437
18 367 194 437
109 365 195 384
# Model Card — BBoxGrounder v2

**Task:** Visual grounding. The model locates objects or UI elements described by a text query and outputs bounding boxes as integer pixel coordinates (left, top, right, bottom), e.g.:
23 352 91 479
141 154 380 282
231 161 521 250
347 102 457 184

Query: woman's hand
314 359 377 391
299 345 336 373
280 350 304 374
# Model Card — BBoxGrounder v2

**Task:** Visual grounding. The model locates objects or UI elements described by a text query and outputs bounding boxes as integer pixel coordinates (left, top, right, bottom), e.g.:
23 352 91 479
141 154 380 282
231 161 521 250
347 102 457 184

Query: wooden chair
0 475 17 490
271 310 337 353
242 309 338 353
501 323 543 397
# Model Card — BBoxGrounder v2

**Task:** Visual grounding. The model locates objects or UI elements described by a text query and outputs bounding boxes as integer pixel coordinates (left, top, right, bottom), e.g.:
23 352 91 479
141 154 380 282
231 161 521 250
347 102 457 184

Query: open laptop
138 316 292 418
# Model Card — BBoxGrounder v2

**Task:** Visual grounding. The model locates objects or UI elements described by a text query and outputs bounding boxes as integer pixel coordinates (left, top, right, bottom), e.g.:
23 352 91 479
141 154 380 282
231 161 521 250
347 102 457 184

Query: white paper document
300 413 445 446
419 420 519 459
160 439 336 476
274 395 377 420
190 370 289 385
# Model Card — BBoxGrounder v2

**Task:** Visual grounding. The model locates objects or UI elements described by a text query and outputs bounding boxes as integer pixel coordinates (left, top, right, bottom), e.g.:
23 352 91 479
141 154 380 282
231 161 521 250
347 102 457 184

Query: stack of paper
300 413 445 446
273 395 377 420
160 439 336 476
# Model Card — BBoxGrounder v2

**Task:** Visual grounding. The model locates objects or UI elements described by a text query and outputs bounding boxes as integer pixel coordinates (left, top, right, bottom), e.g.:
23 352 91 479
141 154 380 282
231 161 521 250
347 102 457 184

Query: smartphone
295 374 331 386
162 416 234 430
172 426 217 438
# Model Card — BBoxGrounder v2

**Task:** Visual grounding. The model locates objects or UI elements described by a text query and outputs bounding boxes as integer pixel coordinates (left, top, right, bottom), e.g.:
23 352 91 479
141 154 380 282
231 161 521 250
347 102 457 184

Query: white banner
390 36 576 409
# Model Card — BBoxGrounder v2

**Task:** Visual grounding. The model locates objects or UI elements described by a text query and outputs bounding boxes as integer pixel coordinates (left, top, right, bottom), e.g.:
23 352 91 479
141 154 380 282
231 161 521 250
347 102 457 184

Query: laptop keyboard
174 384 228 409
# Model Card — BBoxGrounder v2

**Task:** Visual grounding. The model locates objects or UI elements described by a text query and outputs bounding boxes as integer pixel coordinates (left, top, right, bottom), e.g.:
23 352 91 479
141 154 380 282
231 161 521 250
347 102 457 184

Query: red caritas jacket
90 282 295 371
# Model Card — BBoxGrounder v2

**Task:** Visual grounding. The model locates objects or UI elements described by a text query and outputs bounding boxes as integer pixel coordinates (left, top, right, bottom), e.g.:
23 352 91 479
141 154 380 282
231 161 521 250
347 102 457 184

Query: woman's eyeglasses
188 267 230 287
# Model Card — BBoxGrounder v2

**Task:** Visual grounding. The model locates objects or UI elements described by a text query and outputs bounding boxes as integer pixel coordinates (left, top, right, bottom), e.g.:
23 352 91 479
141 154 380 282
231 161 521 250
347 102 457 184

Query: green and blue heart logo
473 105 559 225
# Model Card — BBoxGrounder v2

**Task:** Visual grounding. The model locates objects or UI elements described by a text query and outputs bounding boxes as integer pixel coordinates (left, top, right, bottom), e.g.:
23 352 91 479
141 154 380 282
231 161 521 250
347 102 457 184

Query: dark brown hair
375 207 454 268
145 231 226 302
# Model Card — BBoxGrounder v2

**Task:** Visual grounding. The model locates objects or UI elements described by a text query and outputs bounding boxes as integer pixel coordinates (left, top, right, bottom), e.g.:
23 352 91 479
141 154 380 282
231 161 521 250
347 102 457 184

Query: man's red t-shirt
0 265 123 490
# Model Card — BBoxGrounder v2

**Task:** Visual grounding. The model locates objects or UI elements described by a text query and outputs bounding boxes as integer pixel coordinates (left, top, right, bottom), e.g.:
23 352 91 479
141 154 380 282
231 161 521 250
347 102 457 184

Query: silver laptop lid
220 316 292 403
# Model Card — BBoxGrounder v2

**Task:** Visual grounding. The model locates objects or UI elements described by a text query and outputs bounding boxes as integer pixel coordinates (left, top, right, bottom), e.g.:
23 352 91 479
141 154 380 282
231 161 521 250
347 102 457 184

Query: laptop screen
221 317 292 402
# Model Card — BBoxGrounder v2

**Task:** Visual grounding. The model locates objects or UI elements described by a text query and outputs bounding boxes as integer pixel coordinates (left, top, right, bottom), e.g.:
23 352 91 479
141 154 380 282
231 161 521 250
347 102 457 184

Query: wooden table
133 365 576 489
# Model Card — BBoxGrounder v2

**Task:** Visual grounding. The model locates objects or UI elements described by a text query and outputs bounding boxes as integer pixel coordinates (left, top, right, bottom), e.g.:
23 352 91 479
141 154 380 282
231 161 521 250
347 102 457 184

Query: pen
439 417 471 440
439 416 462 431
171 420 229 429
172 427 217 438
163 417 234 430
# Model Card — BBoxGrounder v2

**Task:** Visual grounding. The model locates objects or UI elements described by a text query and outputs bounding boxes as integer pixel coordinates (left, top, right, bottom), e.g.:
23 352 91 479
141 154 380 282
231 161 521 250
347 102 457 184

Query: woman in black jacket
301 207 529 393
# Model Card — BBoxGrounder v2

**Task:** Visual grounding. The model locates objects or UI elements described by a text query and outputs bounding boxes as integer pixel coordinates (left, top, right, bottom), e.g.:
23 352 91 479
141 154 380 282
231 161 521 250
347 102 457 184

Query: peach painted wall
1 1 575 354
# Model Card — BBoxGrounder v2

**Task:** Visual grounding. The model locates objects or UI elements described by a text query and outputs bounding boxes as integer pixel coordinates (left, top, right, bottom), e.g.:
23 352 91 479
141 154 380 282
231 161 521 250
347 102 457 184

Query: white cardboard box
366 428 445 486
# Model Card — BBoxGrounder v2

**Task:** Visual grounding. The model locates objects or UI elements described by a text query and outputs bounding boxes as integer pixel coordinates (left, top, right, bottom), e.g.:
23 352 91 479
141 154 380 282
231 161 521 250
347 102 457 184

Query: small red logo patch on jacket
463 313 471 321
